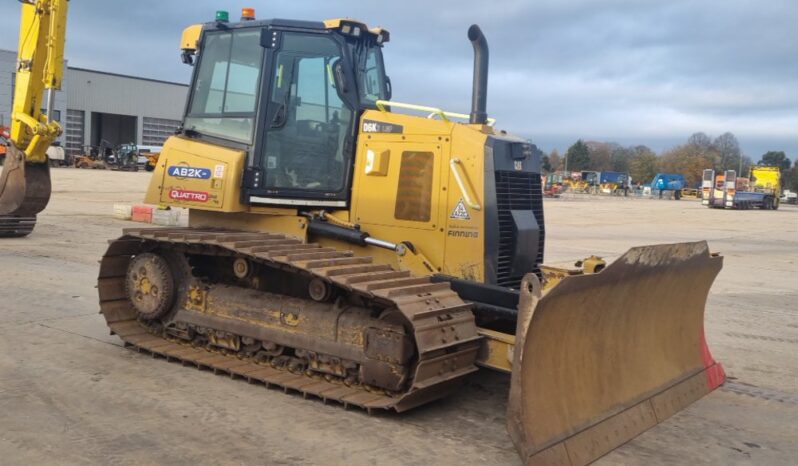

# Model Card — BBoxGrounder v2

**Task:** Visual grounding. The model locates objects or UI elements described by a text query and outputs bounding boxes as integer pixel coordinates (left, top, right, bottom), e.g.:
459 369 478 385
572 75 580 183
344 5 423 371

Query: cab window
185 30 263 143
358 47 386 105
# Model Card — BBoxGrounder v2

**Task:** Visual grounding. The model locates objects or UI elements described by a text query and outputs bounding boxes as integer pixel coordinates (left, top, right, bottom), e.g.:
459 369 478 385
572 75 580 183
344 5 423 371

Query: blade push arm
10 0 68 163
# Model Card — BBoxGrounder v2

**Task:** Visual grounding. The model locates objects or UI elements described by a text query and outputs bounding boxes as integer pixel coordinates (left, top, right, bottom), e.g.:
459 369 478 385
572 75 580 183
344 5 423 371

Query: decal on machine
213 164 225 178
447 230 479 238
168 165 212 179
362 119 403 134
450 198 471 220
169 188 209 203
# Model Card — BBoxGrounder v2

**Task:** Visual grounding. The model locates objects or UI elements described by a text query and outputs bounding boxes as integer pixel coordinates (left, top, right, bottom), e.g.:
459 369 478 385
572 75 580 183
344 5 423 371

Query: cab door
246 30 358 207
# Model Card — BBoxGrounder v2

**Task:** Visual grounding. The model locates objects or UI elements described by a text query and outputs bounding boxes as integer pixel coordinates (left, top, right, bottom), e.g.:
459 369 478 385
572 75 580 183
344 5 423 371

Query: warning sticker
213 164 225 178
450 198 471 220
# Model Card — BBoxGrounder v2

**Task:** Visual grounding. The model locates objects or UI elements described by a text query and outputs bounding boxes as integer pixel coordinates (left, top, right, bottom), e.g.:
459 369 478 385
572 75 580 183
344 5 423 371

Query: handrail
375 100 450 121
450 158 481 211
427 111 496 126
375 100 496 126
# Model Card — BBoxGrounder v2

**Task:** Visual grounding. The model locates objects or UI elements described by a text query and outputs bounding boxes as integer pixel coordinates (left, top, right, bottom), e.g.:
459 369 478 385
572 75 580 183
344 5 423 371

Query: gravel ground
1 168 796 465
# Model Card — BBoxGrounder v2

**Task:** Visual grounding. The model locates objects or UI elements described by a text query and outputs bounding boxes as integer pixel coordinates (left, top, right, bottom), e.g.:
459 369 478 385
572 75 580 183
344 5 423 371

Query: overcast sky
1 0 796 161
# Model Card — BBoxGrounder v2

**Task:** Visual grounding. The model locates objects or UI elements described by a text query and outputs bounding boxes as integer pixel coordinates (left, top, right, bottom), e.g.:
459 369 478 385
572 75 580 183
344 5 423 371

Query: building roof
67 67 188 88
0 48 188 88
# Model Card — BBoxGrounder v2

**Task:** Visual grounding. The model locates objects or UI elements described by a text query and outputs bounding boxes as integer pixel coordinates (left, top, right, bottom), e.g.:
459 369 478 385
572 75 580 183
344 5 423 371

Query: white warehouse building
0 49 189 157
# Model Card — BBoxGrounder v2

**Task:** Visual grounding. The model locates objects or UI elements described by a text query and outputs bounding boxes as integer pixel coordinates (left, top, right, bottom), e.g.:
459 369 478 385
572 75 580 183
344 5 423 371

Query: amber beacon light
241 8 256 21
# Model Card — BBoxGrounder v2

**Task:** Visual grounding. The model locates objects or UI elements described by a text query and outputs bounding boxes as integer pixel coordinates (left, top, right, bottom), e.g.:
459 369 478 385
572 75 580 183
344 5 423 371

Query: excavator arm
0 0 68 237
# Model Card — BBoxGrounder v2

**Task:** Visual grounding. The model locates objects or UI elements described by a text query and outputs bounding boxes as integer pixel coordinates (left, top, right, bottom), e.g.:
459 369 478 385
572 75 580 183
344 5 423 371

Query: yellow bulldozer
1 4 726 464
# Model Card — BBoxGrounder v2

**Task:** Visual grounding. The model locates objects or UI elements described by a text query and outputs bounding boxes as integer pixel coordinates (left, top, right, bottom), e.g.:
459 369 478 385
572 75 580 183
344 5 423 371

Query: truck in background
651 173 686 199
781 189 798 205
702 167 781 210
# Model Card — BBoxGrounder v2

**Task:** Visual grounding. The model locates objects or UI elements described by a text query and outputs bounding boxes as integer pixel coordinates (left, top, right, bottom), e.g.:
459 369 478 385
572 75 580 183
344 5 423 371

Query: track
98 227 482 413
0 216 35 237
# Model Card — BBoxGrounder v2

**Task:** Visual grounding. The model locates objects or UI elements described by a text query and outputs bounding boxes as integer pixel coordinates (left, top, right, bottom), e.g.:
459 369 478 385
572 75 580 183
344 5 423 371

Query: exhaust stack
468 24 489 125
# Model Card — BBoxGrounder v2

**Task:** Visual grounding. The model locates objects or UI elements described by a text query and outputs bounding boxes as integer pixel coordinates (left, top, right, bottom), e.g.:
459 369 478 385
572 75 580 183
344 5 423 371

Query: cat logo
514 160 523 171
450 198 471 220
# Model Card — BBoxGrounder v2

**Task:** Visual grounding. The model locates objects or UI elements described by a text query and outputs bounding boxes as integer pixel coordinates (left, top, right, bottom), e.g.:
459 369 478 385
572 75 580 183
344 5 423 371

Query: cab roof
201 17 389 43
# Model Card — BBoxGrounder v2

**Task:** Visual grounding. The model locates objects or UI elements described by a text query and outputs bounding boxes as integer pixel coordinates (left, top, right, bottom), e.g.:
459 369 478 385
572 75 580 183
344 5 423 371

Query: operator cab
181 11 391 207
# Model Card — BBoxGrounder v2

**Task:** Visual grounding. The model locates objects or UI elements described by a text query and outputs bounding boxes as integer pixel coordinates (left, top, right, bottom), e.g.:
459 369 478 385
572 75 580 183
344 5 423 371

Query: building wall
66 68 188 151
1 48 188 155
0 49 15 128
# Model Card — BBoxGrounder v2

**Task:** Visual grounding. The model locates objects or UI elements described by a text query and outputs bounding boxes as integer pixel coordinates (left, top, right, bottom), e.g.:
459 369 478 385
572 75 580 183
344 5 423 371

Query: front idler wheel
125 252 176 320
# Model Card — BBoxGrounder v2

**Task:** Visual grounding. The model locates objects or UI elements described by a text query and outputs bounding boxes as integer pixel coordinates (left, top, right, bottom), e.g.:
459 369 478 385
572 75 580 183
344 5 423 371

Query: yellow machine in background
751 166 781 195
144 151 161 171
0 0 68 237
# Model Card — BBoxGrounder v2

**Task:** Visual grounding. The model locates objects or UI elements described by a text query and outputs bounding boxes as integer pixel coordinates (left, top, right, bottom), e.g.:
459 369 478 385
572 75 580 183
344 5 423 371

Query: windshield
353 44 388 106
184 29 264 144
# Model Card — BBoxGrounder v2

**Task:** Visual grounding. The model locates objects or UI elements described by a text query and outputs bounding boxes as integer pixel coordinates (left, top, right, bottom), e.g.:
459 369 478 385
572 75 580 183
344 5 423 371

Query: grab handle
450 158 481 211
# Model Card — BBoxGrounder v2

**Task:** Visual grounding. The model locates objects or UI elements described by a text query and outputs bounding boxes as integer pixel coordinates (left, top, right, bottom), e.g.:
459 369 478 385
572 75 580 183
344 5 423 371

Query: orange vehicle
0 126 9 160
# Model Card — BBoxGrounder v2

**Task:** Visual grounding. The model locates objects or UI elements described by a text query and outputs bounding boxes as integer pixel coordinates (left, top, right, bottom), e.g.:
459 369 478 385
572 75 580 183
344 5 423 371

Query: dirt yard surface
1 168 796 465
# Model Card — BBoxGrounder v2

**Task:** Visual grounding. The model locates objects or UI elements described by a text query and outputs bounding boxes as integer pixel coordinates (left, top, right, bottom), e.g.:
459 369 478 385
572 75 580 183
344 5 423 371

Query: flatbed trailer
702 169 780 210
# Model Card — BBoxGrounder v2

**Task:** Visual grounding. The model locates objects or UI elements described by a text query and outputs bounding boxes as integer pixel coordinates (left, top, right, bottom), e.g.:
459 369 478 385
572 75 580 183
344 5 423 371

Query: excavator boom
0 0 68 237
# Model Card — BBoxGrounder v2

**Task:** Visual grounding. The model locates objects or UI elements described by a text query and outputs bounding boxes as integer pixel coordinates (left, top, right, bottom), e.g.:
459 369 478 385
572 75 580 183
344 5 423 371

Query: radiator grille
495 170 545 288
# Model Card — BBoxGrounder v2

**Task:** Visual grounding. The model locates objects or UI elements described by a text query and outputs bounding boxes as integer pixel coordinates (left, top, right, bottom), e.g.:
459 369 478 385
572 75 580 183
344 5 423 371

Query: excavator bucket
508 241 725 466
0 144 51 237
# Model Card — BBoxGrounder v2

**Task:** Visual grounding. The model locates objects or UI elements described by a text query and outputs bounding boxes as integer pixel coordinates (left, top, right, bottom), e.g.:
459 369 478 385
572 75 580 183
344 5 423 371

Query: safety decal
450 198 471 220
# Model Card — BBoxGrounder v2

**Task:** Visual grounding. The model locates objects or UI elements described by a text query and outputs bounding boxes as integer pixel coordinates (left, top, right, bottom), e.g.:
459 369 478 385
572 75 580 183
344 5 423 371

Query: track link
99 227 482 413
0 215 36 237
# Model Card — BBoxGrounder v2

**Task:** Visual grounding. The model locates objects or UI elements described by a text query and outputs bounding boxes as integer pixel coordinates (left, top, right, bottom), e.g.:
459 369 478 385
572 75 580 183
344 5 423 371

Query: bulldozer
2 4 726 465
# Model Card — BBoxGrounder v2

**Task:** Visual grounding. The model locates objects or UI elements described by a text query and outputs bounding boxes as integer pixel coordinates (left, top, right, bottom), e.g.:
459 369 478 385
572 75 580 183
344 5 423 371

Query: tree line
541 132 798 189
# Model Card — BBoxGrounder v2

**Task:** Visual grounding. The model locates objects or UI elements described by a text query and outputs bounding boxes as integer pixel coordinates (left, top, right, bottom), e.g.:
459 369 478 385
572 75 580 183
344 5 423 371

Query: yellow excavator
2 4 727 465
0 0 66 237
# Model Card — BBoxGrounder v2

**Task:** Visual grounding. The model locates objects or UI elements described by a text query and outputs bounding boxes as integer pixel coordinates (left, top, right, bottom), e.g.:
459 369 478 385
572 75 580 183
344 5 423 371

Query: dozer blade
0 144 51 237
508 241 725 466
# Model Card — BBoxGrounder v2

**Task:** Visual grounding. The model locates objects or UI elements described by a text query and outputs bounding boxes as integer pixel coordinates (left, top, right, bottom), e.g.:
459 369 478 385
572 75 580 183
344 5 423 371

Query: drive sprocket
125 252 176 320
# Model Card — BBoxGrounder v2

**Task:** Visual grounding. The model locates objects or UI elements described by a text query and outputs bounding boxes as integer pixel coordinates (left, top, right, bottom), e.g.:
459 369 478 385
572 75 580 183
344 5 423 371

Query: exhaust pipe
468 24 489 125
